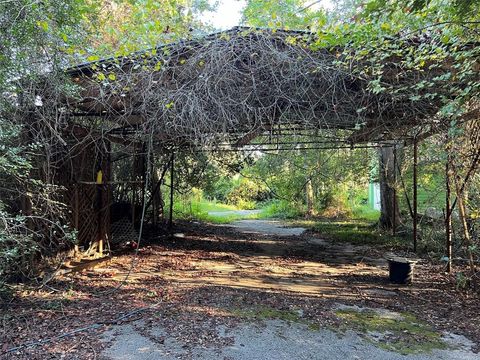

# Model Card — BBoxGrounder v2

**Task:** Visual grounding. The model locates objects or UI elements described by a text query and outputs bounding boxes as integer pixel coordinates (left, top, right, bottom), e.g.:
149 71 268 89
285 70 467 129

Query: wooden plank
54 256 111 276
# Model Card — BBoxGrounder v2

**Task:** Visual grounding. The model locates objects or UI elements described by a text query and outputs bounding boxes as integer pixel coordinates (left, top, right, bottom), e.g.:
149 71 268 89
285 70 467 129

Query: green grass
172 196 401 249
192 201 238 212
259 200 305 219
282 218 406 248
314 221 405 247
200 211 263 224
173 198 263 224
259 199 380 222
257 199 404 248
351 204 380 222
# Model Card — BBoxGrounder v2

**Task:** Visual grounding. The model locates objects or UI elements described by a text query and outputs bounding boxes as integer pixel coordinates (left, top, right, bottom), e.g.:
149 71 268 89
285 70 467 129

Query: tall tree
242 0 327 30
85 0 214 56
378 146 400 230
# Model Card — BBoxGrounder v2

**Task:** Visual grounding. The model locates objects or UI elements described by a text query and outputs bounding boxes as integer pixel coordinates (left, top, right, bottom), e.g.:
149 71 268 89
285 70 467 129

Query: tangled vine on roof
30 26 478 148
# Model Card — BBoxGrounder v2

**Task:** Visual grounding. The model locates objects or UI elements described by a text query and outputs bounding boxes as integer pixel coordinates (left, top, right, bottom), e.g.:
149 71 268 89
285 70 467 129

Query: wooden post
445 144 452 272
413 137 418 253
168 152 175 230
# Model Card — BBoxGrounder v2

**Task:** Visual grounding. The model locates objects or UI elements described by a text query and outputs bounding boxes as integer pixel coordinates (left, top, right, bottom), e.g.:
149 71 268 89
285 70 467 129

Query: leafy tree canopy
242 0 327 30
85 0 215 56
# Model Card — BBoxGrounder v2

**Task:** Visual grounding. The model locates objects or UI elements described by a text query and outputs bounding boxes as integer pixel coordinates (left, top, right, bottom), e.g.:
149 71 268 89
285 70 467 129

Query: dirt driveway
2 218 479 359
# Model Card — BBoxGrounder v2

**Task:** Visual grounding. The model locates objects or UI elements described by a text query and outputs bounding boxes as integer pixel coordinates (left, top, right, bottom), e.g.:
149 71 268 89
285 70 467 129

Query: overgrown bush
206 177 235 202
262 199 304 219
225 178 269 209
0 211 77 292
317 182 362 218
0 124 76 293
0 217 39 283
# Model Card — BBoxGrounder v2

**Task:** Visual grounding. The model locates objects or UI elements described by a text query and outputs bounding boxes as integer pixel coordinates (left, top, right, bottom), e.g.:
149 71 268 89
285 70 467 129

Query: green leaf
37 21 49 32
87 55 100 62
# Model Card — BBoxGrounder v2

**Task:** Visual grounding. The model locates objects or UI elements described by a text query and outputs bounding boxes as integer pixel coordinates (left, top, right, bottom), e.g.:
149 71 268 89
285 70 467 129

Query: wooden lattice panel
77 184 98 247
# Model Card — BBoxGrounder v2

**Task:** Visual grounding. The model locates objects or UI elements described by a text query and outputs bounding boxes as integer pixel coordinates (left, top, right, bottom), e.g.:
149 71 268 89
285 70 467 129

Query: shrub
0 225 39 282
225 178 269 209
207 177 234 202
262 199 304 219
0 209 77 299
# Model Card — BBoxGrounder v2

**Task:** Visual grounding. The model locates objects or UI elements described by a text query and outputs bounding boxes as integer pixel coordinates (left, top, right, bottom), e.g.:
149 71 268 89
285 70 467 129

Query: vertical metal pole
141 143 146 214
413 138 418 253
132 150 137 224
74 185 79 255
168 152 175 230
132 183 136 224
151 153 157 228
96 169 103 256
74 185 79 230
445 136 452 272
392 144 397 236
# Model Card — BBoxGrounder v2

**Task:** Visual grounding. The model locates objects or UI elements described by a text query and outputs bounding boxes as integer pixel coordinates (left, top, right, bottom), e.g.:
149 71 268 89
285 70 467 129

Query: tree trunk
453 174 476 274
305 178 315 217
379 146 401 229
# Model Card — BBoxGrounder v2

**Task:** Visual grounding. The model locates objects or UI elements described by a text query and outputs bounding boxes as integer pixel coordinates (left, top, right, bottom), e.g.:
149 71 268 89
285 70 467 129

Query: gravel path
207 209 262 217
102 319 478 360
99 218 480 360
229 219 306 236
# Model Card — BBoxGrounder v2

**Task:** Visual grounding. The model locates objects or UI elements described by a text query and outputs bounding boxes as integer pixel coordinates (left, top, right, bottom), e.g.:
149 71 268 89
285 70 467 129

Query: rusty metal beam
413 137 418 253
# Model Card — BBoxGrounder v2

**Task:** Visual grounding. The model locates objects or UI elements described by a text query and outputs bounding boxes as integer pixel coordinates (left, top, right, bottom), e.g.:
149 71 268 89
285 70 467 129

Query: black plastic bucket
388 258 414 284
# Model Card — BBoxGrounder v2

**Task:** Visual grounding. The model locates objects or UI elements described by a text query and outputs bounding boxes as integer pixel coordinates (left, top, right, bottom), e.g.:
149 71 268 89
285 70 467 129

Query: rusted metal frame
77 180 143 185
150 153 158 228
201 144 386 152
95 172 103 256
403 109 480 147
94 139 111 256
168 152 175 230
130 148 137 225
73 184 80 255
131 183 137 225
143 158 172 219
131 144 144 225
413 136 418 253
105 140 112 253
141 143 147 218
445 133 452 272
392 144 397 236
